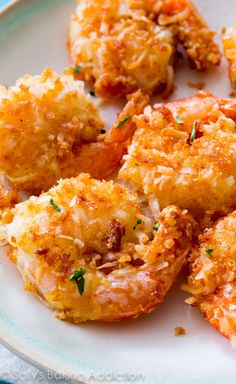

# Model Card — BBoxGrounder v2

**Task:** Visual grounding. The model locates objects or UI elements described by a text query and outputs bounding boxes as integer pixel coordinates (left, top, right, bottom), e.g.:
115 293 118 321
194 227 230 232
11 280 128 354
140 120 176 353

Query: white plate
0 1 236 383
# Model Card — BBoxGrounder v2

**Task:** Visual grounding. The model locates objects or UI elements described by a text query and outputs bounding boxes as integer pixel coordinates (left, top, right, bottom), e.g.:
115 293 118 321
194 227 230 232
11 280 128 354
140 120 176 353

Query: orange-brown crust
3 174 195 323
152 0 221 70
68 0 220 100
119 93 236 220
0 68 105 194
68 0 175 99
0 70 148 194
184 211 236 341
223 25 236 88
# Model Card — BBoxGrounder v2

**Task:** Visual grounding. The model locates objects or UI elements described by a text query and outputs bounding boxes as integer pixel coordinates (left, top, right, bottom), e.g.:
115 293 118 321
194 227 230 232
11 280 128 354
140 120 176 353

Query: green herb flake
50 198 61 213
133 219 142 230
73 65 82 75
153 222 160 231
190 121 198 144
175 115 183 125
206 248 214 257
115 114 132 129
100 129 106 134
89 90 96 96
135 162 141 166
70 268 86 295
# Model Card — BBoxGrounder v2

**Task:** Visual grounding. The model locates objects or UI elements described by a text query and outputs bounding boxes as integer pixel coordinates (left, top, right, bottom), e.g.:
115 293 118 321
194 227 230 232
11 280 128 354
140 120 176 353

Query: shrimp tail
73 142 125 180
106 90 150 144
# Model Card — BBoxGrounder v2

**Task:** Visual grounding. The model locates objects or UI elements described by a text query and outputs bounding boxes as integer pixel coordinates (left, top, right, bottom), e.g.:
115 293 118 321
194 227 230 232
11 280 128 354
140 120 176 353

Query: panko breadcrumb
174 326 186 336
119 92 236 219
0 184 21 221
155 0 221 71
183 211 236 341
0 68 105 194
0 174 195 323
223 25 236 88
68 0 175 98
68 0 221 99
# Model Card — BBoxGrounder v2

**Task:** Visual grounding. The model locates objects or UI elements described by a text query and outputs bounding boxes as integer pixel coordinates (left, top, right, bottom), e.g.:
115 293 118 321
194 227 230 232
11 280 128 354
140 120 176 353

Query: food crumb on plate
229 90 236 97
174 327 186 336
187 81 205 90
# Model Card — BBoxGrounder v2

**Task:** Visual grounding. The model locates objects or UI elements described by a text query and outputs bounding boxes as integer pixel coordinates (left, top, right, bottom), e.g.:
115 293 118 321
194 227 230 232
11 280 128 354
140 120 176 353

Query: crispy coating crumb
0 184 21 211
68 0 220 98
174 326 186 336
183 211 236 341
119 93 236 219
68 0 175 98
229 91 236 98
0 70 149 195
156 0 221 70
0 68 105 194
0 174 195 323
223 25 236 88
187 81 205 90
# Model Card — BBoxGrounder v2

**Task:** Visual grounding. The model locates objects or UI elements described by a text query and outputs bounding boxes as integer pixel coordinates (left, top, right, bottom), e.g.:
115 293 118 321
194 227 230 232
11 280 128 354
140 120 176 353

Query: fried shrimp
0 69 148 195
155 0 221 71
68 0 175 98
119 92 236 219
222 25 236 88
183 211 236 343
68 0 221 99
0 174 195 323
0 68 103 194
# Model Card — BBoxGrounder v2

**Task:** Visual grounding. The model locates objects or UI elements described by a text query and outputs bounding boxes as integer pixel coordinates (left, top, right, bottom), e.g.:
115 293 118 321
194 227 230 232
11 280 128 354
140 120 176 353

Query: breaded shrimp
68 0 175 99
0 174 195 323
0 68 148 195
0 183 21 222
183 211 236 343
68 0 220 99
151 0 221 70
222 25 236 88
119 92 236 219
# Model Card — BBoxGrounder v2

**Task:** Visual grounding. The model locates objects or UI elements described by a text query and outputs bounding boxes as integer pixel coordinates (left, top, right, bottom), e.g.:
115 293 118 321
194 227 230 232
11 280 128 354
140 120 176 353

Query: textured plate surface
0 1 236 383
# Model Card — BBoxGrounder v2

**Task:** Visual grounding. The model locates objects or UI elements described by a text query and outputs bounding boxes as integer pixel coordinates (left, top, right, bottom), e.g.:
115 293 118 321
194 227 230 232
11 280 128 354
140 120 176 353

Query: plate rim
0 0 20 16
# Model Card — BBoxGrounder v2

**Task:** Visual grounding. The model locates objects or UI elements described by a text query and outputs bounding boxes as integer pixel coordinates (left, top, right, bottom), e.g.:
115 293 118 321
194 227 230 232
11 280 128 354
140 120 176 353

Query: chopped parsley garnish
100 129 106 134
206 248 214 257
175 115 183 125
135 162 141 166
115 114 132 129
133 219 142 230
50 198 61 213
73 65 82 75
190 121 197 144
153 222 160 231
89 90 96 96
70 268 86 295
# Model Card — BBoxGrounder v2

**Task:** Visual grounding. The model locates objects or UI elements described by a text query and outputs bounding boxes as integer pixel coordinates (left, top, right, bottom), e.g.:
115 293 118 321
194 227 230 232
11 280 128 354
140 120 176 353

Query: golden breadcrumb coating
68 0 175 98
133 0 221 70
119 92 236 219
183 211 236 342
68 0 220 99
155 0 221 70
0 174 195 323
223 25 236 88
0 69 149 195
0 184 20 211
0 183 21 226
0 68 105 194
